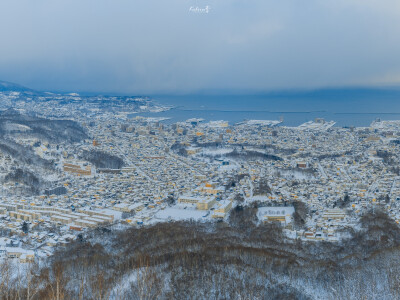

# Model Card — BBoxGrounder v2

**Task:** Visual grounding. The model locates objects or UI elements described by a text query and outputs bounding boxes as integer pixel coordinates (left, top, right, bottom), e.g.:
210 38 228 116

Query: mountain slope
0 80 35 92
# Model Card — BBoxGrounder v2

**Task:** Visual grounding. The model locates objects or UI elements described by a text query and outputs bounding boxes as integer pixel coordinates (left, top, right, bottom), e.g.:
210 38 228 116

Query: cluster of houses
3 89 400 263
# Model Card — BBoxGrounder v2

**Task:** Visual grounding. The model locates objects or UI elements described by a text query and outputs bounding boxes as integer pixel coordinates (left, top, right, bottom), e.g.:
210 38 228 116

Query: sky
0 0 400 94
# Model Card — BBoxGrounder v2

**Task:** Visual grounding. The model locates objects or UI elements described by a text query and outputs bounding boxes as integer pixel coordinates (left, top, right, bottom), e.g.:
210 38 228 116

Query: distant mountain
0 80 35 92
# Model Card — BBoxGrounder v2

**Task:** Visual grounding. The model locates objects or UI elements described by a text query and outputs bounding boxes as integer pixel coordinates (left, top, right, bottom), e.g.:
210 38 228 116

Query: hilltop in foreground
2 208 400 299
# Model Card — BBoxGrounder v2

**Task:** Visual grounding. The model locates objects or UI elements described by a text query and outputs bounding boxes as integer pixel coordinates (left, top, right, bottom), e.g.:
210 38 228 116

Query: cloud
0 0 399 93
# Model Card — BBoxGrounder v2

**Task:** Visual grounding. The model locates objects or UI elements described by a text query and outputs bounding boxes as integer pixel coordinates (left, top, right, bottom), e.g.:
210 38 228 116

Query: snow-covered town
1 88 400 264
2 2 400 297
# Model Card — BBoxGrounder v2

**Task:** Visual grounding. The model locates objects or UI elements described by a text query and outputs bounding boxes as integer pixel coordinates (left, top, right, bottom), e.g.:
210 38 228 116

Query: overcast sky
0 0 400 94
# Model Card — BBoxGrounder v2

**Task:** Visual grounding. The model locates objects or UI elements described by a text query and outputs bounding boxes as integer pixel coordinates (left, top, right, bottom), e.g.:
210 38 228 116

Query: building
196 198 217 210
211 200 233 218
63 162 92 176
178 195 202 204
178 195 217 210
197 183 225 195
296 162 308 168
9 211 32 222
322 209 346 220
213 200 232 213
257 207 295 226
113 202 144 213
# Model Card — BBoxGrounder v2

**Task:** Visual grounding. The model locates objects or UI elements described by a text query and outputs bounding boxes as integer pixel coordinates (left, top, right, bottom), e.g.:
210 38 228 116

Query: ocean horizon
137 89 400 127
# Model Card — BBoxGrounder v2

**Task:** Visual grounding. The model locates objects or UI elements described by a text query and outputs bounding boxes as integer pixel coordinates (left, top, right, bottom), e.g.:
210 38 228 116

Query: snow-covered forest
1 207 400 299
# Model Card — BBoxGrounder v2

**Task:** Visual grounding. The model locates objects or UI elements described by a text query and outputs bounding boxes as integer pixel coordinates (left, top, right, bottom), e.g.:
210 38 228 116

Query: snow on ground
109 271 138 299
278 169 315 180
200 148 233 156
153 207 208 222
218 164 239 172
248 195 270 202
4 122 31 132
98 208 123 220
41 173 60 181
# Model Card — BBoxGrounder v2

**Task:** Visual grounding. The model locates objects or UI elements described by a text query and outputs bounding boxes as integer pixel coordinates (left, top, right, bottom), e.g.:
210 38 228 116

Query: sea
136 88 400 127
